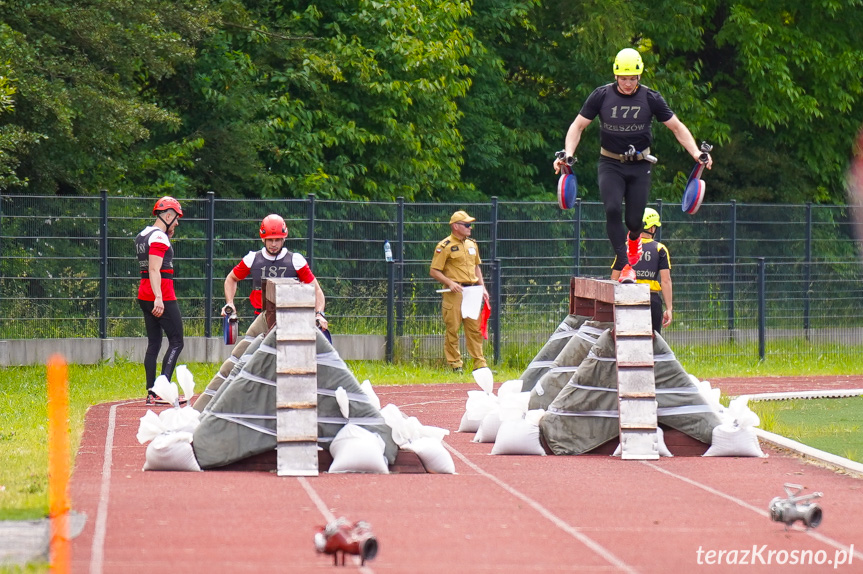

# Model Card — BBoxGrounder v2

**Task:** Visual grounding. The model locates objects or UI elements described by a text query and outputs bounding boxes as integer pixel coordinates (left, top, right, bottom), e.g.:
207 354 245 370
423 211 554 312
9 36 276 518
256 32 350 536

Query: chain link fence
2 193 862 367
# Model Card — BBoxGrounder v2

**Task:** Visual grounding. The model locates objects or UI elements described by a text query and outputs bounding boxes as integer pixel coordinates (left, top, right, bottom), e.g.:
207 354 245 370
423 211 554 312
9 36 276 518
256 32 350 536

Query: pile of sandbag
380 404 455 474
137 368 202 471
458 314 766 459
455 368 547 456
539 330 726 455
191 328 400 470
153 316 453 474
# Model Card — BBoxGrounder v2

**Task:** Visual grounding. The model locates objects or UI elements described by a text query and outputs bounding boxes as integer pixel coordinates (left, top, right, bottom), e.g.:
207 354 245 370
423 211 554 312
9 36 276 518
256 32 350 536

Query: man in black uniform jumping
554 48 712 283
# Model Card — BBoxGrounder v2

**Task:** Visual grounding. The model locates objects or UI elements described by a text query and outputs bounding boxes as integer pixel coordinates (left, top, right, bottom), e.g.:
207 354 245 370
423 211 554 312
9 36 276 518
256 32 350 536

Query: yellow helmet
643 207 661 229
613 48 645 76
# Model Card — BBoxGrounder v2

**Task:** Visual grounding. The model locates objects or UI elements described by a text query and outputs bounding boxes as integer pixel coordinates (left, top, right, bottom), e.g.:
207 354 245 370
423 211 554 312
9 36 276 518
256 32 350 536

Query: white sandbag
472 367 494 394
137 407 201 444
525 409 545 426
688 374 722 411
497 379 523 398
458 390 498 433
726 396 760 428
136 410 164 444
176 365 195 402
143 431 202 472
491 419 546 456
457 411 481 433
403 438 456 474
335 386 350 419
703 425 766 457
158 406 201 434
613 427 673 457
499 392 531 421
473 410 502 443
360 379 382 410
328 424 390 474
151 375 180 405
703 394 765 457
380 403 450 445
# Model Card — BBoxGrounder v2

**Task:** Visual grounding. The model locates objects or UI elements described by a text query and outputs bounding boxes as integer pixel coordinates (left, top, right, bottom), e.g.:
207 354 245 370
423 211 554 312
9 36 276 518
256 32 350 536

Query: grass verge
749 397 863 464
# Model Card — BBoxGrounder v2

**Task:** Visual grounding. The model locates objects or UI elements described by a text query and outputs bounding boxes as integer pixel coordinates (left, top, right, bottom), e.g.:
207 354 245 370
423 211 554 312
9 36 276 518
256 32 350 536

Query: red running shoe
147 392 170 405
627 235 643 266
619 265 636 284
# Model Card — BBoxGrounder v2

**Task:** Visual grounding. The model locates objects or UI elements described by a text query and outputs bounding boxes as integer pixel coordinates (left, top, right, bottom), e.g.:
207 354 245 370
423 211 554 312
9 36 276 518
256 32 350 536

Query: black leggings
138 299 184 391
598 158 652 267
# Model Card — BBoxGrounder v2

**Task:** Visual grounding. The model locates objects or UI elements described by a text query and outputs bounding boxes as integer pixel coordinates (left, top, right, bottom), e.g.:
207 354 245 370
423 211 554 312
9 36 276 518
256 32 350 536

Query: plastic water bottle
384 240 393 262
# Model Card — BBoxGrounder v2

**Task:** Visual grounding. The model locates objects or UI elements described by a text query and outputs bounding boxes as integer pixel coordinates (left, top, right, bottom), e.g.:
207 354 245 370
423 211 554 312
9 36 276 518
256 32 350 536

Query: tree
0 0 217 195
163 0 475 200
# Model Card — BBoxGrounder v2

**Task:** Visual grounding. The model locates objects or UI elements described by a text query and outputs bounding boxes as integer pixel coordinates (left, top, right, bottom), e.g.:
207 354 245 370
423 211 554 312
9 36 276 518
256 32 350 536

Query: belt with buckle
600 146 655 163
458 282 477 287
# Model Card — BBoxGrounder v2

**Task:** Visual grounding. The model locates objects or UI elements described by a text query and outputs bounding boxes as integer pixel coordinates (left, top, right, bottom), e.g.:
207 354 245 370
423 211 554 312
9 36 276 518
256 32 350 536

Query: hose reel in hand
554 150 578 210
682 141 713 214
223 305 239 345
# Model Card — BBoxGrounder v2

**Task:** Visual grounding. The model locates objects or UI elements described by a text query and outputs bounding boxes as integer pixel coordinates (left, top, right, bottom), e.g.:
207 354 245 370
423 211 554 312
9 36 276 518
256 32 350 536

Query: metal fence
2 192 863 367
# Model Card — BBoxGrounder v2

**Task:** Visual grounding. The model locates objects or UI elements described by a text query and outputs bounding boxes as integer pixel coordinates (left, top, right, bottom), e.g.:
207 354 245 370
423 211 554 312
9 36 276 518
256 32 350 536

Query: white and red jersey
135 226 176 301
232 248 315 311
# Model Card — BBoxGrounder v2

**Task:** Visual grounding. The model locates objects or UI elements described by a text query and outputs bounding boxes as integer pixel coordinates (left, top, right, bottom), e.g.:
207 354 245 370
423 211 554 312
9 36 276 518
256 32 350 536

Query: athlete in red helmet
222 214 329 338
136 196 185 404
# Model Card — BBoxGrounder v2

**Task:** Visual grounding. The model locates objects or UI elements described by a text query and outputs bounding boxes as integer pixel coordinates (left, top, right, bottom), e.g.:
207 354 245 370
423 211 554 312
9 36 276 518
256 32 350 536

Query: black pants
598 158 652 268
650 292 663 335
138 299 184 391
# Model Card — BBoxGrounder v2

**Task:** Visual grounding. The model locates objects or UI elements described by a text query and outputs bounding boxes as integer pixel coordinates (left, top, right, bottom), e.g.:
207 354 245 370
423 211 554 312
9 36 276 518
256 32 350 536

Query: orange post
47 354 70 573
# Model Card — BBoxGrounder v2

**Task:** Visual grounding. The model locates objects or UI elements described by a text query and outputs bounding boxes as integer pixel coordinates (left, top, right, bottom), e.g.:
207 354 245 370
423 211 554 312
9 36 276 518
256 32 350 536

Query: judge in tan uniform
430 210 489 372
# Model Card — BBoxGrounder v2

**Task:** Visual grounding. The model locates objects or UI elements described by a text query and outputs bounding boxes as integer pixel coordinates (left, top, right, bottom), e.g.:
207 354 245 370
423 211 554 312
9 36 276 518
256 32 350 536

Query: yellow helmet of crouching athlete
643 207 661 229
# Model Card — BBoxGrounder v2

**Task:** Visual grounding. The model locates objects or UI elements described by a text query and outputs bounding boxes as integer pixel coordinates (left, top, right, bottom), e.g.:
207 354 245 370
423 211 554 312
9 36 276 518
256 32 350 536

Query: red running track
69 377 863 573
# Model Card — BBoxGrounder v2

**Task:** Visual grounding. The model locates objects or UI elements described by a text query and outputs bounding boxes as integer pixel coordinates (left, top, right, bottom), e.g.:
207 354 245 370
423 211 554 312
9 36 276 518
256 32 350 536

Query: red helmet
260 214 288 239
153 196 183 217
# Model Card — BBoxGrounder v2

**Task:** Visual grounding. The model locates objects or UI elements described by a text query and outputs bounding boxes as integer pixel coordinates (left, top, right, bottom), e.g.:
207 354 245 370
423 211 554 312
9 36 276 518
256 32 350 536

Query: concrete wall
2 327 853 366
0 334 387 366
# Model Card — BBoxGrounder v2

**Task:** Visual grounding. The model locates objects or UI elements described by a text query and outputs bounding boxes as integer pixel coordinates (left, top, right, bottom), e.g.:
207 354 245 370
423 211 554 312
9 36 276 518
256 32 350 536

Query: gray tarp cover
539 331 722 455
193 328 398 469
527 321 611 411
519 315 590 392
193 313 270 412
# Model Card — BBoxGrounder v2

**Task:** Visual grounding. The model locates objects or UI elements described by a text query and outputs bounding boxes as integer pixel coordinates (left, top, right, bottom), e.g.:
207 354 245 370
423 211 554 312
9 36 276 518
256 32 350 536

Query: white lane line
642 461 863 561
444 443 639 574
89 400 137 574
298 477 375 573
298 476 336 523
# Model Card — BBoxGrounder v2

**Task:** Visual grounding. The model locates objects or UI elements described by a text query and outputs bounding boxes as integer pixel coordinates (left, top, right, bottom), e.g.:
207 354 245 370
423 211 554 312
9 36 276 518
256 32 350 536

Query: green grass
675 341 863 379
749 397 863 463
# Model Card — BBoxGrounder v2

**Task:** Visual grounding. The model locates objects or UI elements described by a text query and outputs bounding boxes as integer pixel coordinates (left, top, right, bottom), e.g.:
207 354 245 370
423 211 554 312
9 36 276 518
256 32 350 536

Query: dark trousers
138 299 184 391
650 292 663 334
598 158 652 267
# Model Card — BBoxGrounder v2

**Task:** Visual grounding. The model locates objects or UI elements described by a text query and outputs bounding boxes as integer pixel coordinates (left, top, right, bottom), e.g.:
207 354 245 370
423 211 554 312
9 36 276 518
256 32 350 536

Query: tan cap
449 210 476 224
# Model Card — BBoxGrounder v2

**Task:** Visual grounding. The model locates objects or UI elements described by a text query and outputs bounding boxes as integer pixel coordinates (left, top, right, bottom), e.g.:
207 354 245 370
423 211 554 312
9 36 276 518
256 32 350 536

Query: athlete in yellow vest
611 208 673 334
430 210 489 372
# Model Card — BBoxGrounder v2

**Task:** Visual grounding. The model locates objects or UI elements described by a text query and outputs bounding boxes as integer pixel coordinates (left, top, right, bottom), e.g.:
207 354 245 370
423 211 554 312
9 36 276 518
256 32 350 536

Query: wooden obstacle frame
570 277 709 458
